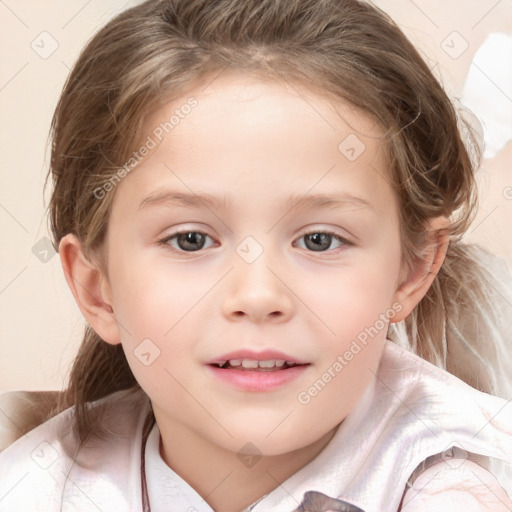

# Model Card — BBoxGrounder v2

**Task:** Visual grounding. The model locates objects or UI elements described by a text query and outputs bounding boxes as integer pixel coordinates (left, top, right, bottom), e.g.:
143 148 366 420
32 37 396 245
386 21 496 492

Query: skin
60 72 450 511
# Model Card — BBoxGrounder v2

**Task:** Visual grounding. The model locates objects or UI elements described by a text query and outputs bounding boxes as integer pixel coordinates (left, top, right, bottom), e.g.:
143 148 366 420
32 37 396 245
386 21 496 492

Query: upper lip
206 349 309 365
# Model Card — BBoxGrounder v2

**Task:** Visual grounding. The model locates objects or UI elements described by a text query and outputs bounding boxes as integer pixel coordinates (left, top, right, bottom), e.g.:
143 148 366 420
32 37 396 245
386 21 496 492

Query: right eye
159 231 217 252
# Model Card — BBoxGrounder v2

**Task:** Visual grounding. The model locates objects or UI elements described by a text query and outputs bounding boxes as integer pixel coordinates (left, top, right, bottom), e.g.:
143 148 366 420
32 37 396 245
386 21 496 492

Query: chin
225 424 332 458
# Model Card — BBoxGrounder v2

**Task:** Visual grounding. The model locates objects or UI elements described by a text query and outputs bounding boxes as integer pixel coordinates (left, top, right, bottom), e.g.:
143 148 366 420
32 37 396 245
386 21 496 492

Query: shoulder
0 390 60 452
350 341 512 507
0 388 149 511
0 392 75 510
401 459 512 511
376 341 512 443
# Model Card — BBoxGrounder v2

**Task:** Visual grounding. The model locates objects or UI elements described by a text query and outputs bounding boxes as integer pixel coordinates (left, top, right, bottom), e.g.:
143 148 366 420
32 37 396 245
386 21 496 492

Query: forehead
147 71 384 153
112 72 394 214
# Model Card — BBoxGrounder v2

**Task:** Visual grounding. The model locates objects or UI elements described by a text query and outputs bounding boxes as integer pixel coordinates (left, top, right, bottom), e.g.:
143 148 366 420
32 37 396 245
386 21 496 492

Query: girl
1 0 511 510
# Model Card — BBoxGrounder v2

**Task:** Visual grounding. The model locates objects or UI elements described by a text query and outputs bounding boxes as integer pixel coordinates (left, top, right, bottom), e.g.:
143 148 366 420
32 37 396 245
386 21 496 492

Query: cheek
108 255 203 338
296 323 386 433
106 255 210 382
309 264 399 339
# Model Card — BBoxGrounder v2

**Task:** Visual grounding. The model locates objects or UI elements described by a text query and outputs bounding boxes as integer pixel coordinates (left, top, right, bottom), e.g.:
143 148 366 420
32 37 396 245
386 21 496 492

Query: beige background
1 0 511 393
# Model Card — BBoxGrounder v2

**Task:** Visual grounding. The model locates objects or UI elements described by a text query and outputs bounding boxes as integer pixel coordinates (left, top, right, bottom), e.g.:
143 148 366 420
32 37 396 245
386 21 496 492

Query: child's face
101 73 405 457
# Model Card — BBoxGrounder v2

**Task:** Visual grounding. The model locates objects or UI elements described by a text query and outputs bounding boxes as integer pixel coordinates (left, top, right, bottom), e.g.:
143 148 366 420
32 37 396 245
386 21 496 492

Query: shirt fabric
0 340 511 511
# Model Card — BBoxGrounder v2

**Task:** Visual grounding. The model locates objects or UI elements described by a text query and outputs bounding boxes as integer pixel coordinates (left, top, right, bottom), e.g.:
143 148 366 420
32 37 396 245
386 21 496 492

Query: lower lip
207 365 309 392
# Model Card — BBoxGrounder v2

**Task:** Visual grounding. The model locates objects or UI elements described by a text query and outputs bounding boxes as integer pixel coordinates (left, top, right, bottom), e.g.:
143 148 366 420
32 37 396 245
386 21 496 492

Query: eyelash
158 228 352 254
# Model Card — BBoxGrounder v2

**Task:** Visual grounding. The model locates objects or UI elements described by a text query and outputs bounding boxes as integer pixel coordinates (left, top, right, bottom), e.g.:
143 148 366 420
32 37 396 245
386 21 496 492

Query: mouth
206 350 310 391
210 359 307 372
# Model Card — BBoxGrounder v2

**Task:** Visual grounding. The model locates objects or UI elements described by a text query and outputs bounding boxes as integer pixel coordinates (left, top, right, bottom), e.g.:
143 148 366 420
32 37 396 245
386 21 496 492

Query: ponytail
55 326 138 443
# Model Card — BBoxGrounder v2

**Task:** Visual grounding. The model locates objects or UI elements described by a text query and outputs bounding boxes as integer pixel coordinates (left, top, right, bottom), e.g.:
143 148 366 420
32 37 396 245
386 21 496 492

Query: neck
155 419 338 512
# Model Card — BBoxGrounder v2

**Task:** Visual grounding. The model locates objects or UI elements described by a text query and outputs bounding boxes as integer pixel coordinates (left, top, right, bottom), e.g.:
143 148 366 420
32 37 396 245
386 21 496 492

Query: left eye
294 231 348 252
162 231 215 252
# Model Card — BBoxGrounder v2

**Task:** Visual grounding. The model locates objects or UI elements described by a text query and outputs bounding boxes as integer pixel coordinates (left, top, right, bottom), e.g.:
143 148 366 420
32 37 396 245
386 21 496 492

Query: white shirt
1 340 511 511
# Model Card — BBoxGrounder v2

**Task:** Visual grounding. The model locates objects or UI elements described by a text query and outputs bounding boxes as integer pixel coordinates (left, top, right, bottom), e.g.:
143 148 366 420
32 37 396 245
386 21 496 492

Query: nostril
229 310 284 320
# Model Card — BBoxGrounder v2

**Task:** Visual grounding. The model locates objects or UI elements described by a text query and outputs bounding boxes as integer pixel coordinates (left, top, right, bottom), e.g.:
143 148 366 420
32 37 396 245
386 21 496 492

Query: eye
294 230 350 252
160 231 216 252
159 229 350 253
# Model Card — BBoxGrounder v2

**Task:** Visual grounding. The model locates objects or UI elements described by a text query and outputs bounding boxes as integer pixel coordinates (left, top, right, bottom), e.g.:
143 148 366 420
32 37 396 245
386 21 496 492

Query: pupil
305 233 330 252
179 232 204 251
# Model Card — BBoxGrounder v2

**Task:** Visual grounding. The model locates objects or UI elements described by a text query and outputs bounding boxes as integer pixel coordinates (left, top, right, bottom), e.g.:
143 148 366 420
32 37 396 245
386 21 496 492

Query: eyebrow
137 190 373 212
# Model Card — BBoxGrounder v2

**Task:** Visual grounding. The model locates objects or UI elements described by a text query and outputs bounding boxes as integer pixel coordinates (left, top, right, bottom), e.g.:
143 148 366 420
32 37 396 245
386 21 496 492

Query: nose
221 253 294 324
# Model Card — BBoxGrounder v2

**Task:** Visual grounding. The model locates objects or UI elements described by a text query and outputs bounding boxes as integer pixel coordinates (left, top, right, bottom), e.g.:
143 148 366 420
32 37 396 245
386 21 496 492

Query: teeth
241 360 259 369
221 358 297 368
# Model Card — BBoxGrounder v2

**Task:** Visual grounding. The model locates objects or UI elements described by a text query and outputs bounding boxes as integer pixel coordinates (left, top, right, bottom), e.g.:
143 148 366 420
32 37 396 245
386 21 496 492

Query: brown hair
46 0 511 443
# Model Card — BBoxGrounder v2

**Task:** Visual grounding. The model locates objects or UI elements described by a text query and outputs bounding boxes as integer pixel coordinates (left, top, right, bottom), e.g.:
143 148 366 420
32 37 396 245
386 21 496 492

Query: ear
391 217 450 323
59 233 121 345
